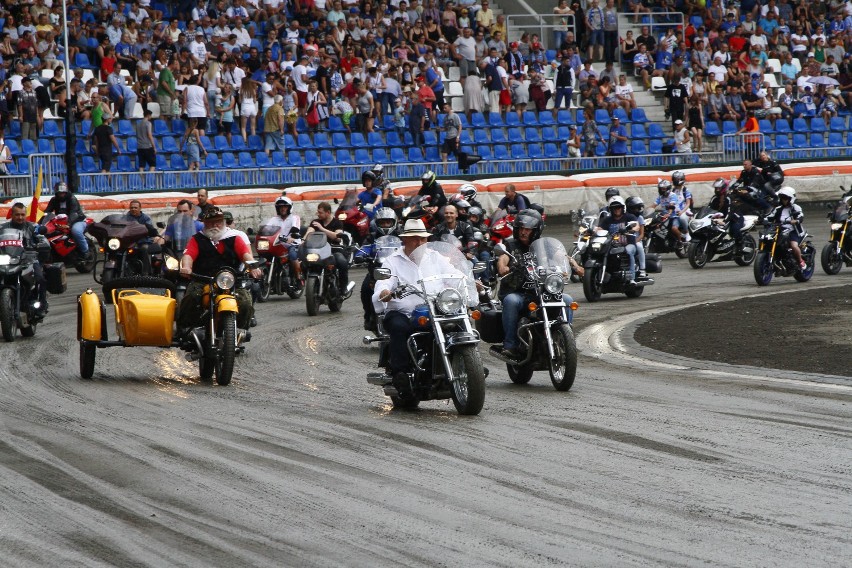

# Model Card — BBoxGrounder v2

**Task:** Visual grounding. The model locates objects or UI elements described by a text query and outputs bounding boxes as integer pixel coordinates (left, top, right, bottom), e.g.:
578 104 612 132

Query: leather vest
192 234 240 277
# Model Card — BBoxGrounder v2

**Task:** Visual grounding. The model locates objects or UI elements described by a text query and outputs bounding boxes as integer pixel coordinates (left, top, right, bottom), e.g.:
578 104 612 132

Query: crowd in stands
0 0 851 178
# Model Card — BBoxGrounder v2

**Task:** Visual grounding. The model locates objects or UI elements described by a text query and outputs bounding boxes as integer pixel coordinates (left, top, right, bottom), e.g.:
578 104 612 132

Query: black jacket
44 194 85 224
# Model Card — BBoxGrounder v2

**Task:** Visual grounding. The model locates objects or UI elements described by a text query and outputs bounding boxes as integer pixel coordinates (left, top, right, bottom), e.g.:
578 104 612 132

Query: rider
177 207 262 334
494 184 531 218
626 196 648 279
467 206 493 280
1 202 48 317
599 187 621 219
359 170 384 219
153 199 203 248
735 159 774 213
417 170 447 215
360 208 399 331
122 199 159 274
223 210 251 246
304 201 355 293
600 196 640 284
671 170 693 236
496 208 571 360
753 151 784 199
43 182 92 261
431 203 474 248
263 196 303 289
770 186 807 269
457 183 485 213
447 195 472 221
655 180 686 243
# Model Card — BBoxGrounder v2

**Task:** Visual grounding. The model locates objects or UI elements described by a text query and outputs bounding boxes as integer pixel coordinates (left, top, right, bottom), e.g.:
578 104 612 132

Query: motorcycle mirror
493 243 509 256
156 221 166 229
472 262 487 273
373 267 392 280
625 221 639 231
244 260 263 269
472 231 483 241
333 198 339 204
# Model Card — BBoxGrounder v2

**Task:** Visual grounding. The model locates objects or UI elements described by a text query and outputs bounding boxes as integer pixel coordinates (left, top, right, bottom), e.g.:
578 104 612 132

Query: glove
364 203 375 212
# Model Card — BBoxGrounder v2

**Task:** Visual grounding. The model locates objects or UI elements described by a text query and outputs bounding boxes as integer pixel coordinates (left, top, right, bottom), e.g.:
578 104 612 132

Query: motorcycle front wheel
687 240 708 269
214 312 236 386
328 277 343 312
80 341 96 379
753 251 773 286
305 275 321 316
582 267 603 302
100 267 114 286
821 242 843 275
507 362 534 384
549 323 577 391
734 235 757 266
794 246 816 282
0 288 15 342
257 267 272 302
449 345 486 415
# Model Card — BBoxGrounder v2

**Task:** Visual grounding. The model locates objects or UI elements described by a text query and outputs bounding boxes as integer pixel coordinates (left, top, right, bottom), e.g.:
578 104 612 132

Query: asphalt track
1 217 850 567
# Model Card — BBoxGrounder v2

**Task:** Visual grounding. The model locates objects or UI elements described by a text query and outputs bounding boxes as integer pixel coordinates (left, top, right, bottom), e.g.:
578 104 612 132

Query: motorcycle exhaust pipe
740 247 754 254
363 335 381 344
345 281 356 295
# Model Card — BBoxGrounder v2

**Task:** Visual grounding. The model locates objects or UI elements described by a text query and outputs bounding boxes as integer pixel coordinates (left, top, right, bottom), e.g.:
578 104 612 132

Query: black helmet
54 181 68 193
604 187 620 200
657 180 672 196
223 210 234 224
625 196 644 216
275 196 293 215
512 208 543 241
672 171 686 187
468 206 483 220
421 170 436 187
362 170 378 185
374 208 397 235
712 178 728 196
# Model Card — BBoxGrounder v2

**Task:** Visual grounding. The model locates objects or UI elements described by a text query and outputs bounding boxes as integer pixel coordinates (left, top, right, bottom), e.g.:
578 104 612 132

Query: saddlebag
645 253 663 274
475 306 505 344
45 263 67 294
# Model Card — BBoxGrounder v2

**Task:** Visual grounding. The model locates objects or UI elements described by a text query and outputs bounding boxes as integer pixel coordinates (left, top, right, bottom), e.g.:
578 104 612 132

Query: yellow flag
28 166 43 222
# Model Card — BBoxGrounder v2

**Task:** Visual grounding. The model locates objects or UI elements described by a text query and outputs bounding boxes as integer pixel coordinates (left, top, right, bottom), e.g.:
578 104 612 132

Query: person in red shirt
339 47 362 74
728 27 747 53
177 207 262 333
416 76 436 125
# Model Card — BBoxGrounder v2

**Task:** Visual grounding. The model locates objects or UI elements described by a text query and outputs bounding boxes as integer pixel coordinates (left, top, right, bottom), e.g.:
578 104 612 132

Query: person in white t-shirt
189 32 208 66
614 74 635 112
707 56 727 85
261 72 276 115
292 54 310 115
183 74 209 124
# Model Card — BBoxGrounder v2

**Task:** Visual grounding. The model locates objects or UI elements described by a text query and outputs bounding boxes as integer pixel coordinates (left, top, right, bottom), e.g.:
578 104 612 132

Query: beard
203 226 225 241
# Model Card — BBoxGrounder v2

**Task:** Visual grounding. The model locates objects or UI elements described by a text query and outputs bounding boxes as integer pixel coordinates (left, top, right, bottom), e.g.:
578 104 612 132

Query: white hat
674 119 684 125
399 218 431 237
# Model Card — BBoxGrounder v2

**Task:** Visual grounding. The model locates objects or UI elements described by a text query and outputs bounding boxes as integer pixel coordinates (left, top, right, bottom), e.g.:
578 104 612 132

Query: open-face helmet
512 208 543 241
374 207 398 235
625 196 644 216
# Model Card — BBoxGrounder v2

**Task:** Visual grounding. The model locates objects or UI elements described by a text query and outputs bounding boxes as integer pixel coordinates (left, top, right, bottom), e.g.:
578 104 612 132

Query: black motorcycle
88 214 158 284
478 237 578 391
0 229 62 341
364 241 486 414
645 209 688 258
584 224 659 301
686 206 758 269
753 221 816 286
358 235 402 333
821 187 852 275
301 231 354 316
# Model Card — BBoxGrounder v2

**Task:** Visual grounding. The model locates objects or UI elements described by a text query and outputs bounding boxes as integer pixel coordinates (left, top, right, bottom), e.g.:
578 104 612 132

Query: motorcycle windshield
337 188 360 211
695 206 720 219
832 203 849 222
0 229 24 257
258 217 283 237
531 237 570 275
410 241 477 306
440 233 463 251
375 235 401 261
166 213 198 252
579 201 599 227
302 231 333 259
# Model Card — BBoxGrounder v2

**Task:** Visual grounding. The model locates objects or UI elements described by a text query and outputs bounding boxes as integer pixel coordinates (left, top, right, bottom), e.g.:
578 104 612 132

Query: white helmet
608 195 627 212
777 186 796 203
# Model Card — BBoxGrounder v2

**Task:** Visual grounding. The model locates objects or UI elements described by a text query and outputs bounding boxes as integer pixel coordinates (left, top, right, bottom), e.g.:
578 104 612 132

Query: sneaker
636 270 647 279
799 260 807 269
250 316 257 327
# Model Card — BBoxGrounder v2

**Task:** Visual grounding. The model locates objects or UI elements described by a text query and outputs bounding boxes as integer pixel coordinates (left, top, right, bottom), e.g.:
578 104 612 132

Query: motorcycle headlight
256 240 270 251
0 254 10 265
306 253 320 262
544 273 565 295
831 223 843 231
337 213 347 220
591 242 602 251
164 255 179 271
107 238 121 250
436 289 463 315
215 270 236 291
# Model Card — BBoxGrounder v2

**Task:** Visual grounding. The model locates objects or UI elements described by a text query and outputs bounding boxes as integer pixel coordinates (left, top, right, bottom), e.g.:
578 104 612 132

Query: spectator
136 108 157 172
633 44 655 90
566 124 581 165
777 82 797 123
264 94 286 157
306 80 328 131
440 101 461 163
615 74 636 113
620 30 638 66
354 83 375 133
462 68 484 122
673 119 693 155
182 118 207 171
552 56 575 118
585 0 604 62
581 104 603 157
724 85 746 122
239 78 260 143
93 114 120 173
409 91 427 152
17 77 39 141
158 57 179 124
607 116 628 160
602 0 618 64
215 82 237 145
184 73 209 134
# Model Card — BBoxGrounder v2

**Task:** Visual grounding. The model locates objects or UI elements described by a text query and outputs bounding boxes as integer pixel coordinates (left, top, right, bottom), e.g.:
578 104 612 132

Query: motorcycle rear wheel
0 288 15 342
449 345 486 415
821 242 843 275
734 235 757 266
582 267 602 302
305 276 321 316
753 251 773 286
549 323 577 391
687 240 708 269
215 312 236 386
80 341 96 379
507 362 534 384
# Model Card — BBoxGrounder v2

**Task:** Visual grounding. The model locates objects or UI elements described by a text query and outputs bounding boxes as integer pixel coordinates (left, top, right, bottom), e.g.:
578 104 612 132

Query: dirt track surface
1 217 850 567
636 286 852 377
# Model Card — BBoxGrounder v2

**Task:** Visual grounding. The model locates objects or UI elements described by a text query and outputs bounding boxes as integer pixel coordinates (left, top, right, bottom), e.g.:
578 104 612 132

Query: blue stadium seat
408 147 424 162
557 109 575 125
313 133 330 149
231 136 247 151
525 127 541 143
595 142 607 156
612 108 630 123
288 151 304 166
297 133 313 148
541 127 559 142
830 116 847 132
810 118 827 133
505 113 521 127
214 135 230 151
491 129 508 144
631 123 649 138
328 116 346 132
172 119 187 136
54 139 66 154
494 145 509 160
488 112 505 127
471 113 487 128
367 132 384 147
42 121 61 138
248 134 264 151
331 132 349 148
722 121 738 135
319 150 335 166
557 126 572 140
507 128 524 143
221 152 237 168
302 151 319 166
350 133 367 148
80 120 93 137
75 140 91 155
372 148 388 163
117 119 134 137
631 140 647 154
283 134 296 149
792 133 808 148
116 155 133 172
390 147 406 163
37 139 52 153
828 132 844 147
648 123 665 138
355 148 372 164
511 144 526 159
170 154 187 170
522 111 539 126
810 133 826 147
538 112 555 126
423 131 438 146
161 136 179 153
792 118 809 133
774 134 791 149
197 136 212 152
649 139 663 154
704 121 721 137
4 139 20 156
21 139 36 155
594 109 611 125
544 143 562 158
528 144 543 159
204 154 221 169
152 119 170 136
238 152 254 168
774 120 791 134
81 156 98 173
74 53 97 69
474 129 491 144
8 121 21 138
386 131 402 147
423 146 439 161
758 119 774 134
336 149 354 164
631 108 649 123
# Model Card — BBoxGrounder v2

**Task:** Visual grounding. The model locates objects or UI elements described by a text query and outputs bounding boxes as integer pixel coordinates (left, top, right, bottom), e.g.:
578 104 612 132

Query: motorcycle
584 223 659 301
301 231 354 316
334 187 371 245
645 208 689 258
486 209 515 246
0 229 62 341
820 187 852 275
477 237 579 391
88 214 157 284
364 240 486 414
358 235 403 333
40 213 97 273
254 219 304 301
568 204 598 283
753 220 816 286
401 194 438 229
687 206 757 269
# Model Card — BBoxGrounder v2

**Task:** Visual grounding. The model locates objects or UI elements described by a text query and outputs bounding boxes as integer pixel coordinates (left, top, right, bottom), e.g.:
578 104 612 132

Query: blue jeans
383 310 414 373
634 240 646 271
624 243 637 277
554 30 567 49
477 250 492 280
71 221 89 253
554 87 573 110
501 292 574 350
